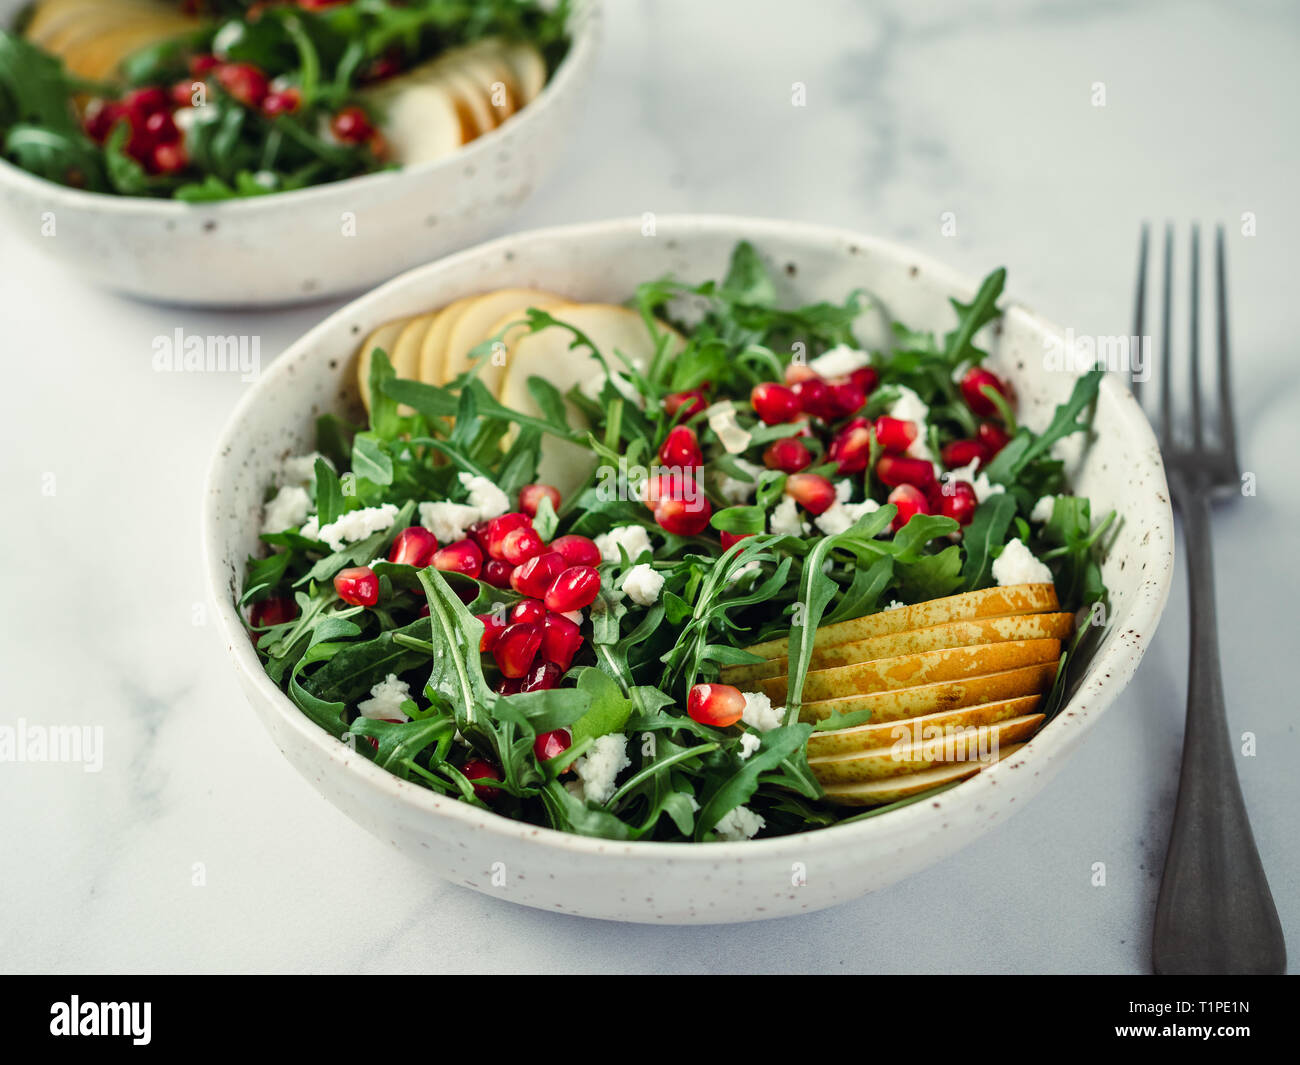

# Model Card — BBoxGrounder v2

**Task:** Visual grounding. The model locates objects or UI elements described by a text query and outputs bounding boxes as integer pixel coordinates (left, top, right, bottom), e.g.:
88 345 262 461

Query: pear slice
433 66 497 140
475 307 578 398
452 42 521 125
807 693 1044 758
27 0 167 47
388 313 437 414
356 318 410 412
53 12 199 79
763 638 1062 704
364 76 465 165
418 296 477 385
442 289 570 386
743 583 1061 661
502 42 547 105
821 743 1027 807
723 611 1074 687
798 661 1058 724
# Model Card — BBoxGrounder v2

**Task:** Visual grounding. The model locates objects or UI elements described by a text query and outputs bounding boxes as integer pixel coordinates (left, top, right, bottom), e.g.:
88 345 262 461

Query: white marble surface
1 0 1296 973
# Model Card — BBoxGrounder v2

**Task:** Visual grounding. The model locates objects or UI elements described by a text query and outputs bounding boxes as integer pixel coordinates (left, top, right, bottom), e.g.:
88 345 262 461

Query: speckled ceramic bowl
203 216 1174 923
0 0 600 307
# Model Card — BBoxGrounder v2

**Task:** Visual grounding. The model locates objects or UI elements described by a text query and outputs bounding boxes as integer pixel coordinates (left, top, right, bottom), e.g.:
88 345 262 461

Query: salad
0 0 569 200
241 242 1114 842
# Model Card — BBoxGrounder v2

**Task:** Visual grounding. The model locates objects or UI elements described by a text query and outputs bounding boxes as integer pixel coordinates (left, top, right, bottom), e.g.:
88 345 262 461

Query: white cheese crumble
621 563 665 606
809 344 870 378
594 524 652 564
733 560 763 584
717 457 765 504
571 733 631 805
314 503 399 552
741 691 785 731
943 459 1005 504
262 485 312 534
1031 495 1056 523
886 599 906 610
814 498 881 536
770 496 810 536
889 385 930 425
992 539 1054 587
706 400 752 454
714 805 766 841
835 479 853 504
738 732 762 760
418 500 480 544
278 451 332 488
357 673 412 722
458 472 510 520
580 371 643 408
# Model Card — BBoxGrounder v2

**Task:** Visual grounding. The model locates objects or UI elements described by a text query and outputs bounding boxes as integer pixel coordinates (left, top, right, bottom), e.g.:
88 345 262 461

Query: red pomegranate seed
544 566 601 613
519 483 561 518
541 612 583 670
550 534 601 567
330 104 374 143
751 382 800 425
122 86 168 118
941 439 990 469
334 566 378 607
828 419 872 474
784 363 820 385
170 79 199 108
500 525 544 565
829 378 866 418
764 436 812 473
82 98 124 141
939 480 978 526
792 378 839 420
876 454 937 489
873 416 918 452
432 539 483 579
785 473 836 515
188 53 220 77
521 662 561 692
467 519 493 552
510 599 547 626
481 559 515 589
493 622 542 678
888 484 930 531
418 604 430 618
977 422 1012 455
850 366 879 395
144 110 179 143
720 531 752 550
960 367 1012 417
511 551 567 598
687 683 746 727
150 142 188 174
461 758 501 798
486 512 532 560
250 596 296 628
641 469 693 508
664 389 708 419
654 495 713 536
659 425 703 468
216 63 269 108
495 676 521 695
387 526 438 567
533 728 572 762
476 612 507 653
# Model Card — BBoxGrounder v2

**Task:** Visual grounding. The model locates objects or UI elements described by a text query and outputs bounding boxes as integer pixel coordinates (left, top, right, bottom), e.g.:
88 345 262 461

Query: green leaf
961 493 1018 590
314 456 344 526
693 724 813 841
417 568 496 729
568 668 635 744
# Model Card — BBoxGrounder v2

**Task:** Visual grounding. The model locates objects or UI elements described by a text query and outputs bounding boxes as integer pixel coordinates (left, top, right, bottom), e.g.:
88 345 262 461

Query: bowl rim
0 0 601 214
202 213 1175 859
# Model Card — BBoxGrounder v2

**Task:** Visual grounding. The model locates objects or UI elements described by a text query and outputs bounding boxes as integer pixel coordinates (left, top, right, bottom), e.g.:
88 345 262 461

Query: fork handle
1152 484 1286 973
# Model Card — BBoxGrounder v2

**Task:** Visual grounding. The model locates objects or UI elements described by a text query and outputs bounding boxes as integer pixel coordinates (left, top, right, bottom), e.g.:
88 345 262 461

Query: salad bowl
0 0 600 307
203 215 1174 923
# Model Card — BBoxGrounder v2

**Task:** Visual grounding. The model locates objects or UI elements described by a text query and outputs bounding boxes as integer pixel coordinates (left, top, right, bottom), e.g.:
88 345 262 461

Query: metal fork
1132 223 1285 974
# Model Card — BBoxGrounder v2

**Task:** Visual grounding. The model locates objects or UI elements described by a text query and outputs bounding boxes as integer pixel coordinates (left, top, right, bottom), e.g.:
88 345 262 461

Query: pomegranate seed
334 566 378 607
544 566 601 613
720 531 752 550
82 99 124 141
519 483 561 518
461 758 501 798
216 63 269 108
828 419 873 474
521 662 561 692
977 422 1012 455
150 142 188 174
171 79 199 108
387 526 438 567
664 389 708 419
432 539 483 579
659 425 703 468
849 366 879 395
481 558 515 589
939 480 978 526
874 416 918 452
541 612 583 670
764 436 812 473
876 454 937 489
486 512 532 560
467 519 493 553
641 469 691 508
511 551 567 598
750 382 800 425
785 473 836 515
500 525 544 565
510 600 547 626
188 53 220 77
960 367 1012 418
418 604 430 618
829 378 866 418
533 728 572 762
250 596 296 628
493 622 541 678
477 612 507 653
496 676 522 695
888 484 930 531
262 87 301 117
784 363 820 385
941 439 990 469
687 683 746 727
654 495 712 536
330 104 374 143
122 86 168 118
550 534 601 568
792 378 839 420
144 110 179 144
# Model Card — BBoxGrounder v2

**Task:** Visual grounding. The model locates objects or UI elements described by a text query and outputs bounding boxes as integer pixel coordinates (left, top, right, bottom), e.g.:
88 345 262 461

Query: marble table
1 0 1295 973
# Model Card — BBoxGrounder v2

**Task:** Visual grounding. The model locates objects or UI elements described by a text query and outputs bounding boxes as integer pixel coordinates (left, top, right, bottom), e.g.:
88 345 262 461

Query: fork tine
1132 223 1149 404
1159 223 1174 448
1189 224 1203 448
1215 225 1240 476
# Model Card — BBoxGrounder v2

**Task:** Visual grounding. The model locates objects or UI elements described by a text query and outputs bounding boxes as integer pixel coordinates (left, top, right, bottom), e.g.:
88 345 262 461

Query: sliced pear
26 0 164 46
388 314 437 415
502 41 547 105
364 76 465 165
59 13 199 80
418 296 476 384
433 66 497 140
356 318 410 413
441 288 569 386
821 743 1027 807
724 611 1074 687
798 662 1057 724
453 46 520 125
807 694 1044 758
743 583 1061 661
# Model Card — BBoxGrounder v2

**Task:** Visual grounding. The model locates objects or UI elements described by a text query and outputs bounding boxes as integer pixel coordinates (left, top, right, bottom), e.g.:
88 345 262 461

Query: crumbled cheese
262 485 312 534
770 496 810 536
809 344 870 378
278 451 332 488
889 385 930 425
458 472 510 520
300 516 319 540
418 500 480 544
814 498 881 536
714 805 766 841
738 732 762 760
992 539 1054 587
621 563 664 606
835 479 853 504
706 400 752 454
741 691 784 731
594 524 652 564
717 458 765 504
572 733 631 805
943 459 1005 505
1031 495 1056 523
733 560 763 584
357 673 412 722
315 503 399 552
580 370 643 408
885 599 906 610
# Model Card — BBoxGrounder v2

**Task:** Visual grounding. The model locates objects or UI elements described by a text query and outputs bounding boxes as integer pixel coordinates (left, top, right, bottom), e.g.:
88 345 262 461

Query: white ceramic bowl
0 0 600 307
203 216 1174 924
